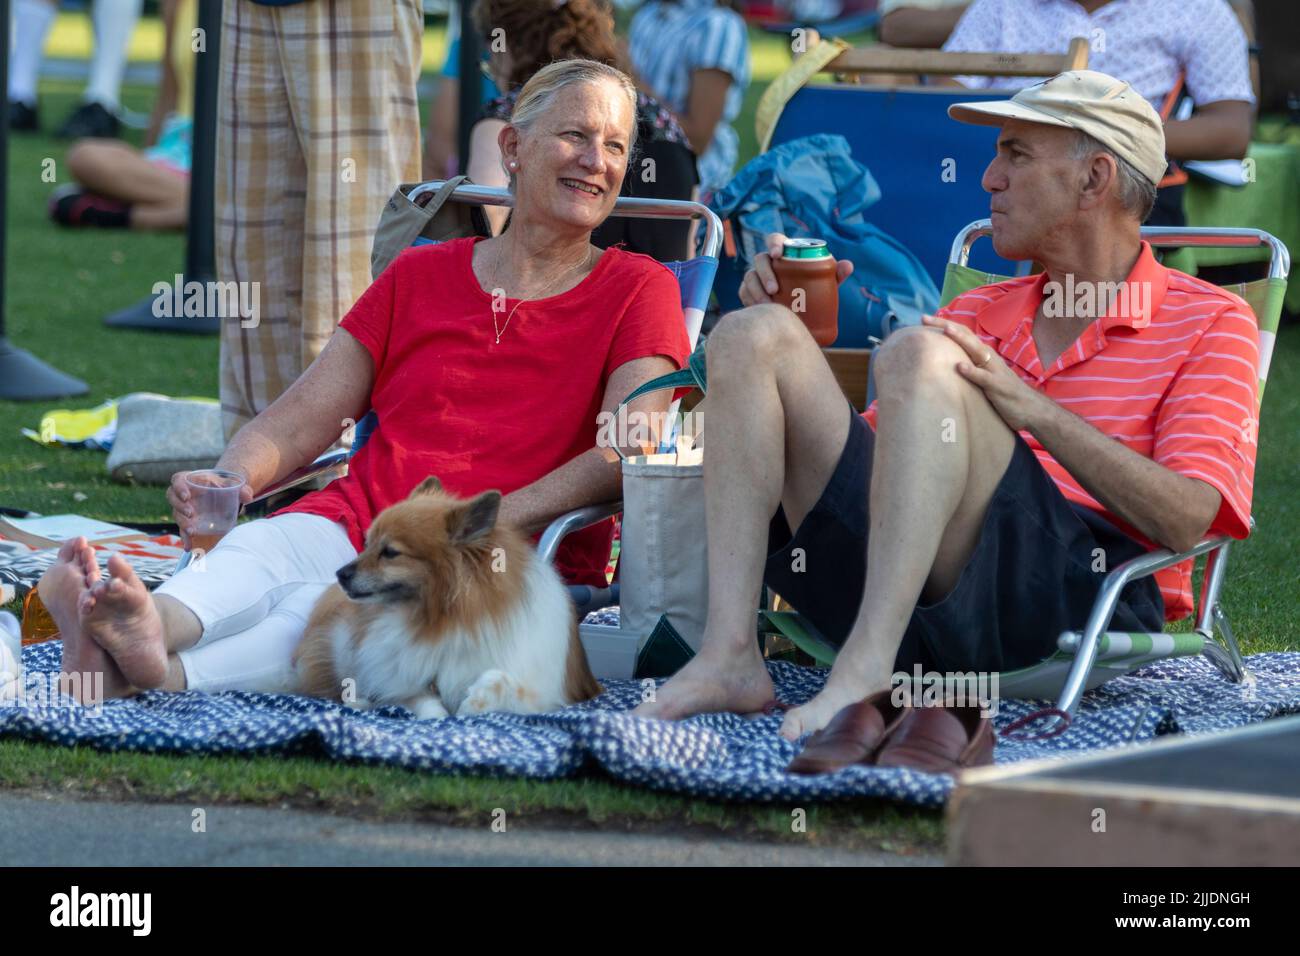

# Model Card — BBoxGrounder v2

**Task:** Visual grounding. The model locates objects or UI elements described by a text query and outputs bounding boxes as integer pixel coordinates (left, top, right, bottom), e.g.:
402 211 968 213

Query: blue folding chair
751 38 1091 293
766 86 1016 290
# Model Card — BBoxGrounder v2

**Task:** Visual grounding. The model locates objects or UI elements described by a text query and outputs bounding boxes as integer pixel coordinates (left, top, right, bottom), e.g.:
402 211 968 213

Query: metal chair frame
950 220 1290 723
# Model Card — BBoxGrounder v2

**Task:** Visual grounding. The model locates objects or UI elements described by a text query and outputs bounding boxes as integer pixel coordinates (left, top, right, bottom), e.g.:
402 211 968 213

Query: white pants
155 513 357 694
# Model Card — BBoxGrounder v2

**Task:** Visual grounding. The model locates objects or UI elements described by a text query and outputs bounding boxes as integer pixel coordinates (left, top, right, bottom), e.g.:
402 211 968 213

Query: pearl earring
508 160 518 170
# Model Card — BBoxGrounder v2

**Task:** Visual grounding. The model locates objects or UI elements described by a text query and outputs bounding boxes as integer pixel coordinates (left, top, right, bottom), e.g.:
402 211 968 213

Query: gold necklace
492 298 527 345
488 244 593 346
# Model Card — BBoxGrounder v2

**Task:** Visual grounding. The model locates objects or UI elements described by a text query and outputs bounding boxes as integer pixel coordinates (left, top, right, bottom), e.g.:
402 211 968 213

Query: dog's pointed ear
451 490 502 544
409 476 443 499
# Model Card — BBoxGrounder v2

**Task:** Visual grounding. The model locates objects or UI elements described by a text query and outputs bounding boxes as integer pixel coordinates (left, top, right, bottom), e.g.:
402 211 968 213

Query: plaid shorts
215 0 424 441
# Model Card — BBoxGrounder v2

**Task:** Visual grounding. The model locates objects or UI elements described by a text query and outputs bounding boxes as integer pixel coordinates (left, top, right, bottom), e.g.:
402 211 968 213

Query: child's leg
66 141 188 207
174 580 335 694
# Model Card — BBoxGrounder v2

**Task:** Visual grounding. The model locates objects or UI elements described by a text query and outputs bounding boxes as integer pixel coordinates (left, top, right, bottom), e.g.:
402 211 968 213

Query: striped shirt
944 0 1255 110
865 242 1260 621
629 0 751 196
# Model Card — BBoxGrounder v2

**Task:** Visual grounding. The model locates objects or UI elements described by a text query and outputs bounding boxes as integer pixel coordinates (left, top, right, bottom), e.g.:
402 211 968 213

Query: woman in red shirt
42 59 690 700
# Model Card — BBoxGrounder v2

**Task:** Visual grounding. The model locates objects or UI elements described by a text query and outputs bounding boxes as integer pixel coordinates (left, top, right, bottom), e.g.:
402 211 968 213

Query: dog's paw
459 670 514 716
458 687 497 716
406 695 450 720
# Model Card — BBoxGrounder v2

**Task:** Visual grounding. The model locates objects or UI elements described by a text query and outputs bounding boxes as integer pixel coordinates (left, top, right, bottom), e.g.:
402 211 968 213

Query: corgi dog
293 476 602 718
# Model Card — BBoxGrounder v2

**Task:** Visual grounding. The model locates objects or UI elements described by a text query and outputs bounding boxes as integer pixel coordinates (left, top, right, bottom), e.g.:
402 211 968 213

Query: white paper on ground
1 514 140 545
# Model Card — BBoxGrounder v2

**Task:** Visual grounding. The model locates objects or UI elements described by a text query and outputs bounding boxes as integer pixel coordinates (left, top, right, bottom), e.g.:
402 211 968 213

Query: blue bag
710 134 939 345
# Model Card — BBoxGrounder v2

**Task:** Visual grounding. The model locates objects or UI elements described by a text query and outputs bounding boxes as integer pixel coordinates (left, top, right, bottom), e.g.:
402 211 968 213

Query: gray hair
506 58 638 189
1069 130 1158 222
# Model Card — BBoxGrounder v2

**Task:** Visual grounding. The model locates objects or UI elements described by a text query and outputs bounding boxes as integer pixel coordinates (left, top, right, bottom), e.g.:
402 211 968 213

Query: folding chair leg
1047 539 1229 734
1201 603 1248 683
1195 541 1248 684
1051 568 1133 725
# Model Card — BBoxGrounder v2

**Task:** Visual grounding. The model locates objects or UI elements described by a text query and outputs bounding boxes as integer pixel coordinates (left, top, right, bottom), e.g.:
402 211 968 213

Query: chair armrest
1093 535 1231 592
1053 535 1231 720
537 501 623 566
246 450 350 506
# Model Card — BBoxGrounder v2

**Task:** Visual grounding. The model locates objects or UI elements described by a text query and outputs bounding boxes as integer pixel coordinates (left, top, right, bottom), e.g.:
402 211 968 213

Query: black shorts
764 405 1164 674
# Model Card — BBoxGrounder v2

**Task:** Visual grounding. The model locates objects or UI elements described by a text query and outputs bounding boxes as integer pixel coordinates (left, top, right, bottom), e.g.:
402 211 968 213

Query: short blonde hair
507 58 638 187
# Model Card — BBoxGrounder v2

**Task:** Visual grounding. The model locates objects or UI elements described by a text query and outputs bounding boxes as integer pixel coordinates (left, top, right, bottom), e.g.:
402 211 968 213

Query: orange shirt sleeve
1152 299 1260 539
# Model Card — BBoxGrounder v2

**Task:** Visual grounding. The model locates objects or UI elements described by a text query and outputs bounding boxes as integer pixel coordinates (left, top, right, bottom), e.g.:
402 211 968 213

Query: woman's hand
167 470 254 543
739 232 855 307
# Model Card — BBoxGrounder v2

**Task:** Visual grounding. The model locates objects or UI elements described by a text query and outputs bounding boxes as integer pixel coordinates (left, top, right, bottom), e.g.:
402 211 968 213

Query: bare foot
780 675 891 741
77 554 168 690
633 637 774 720
37 538 134 703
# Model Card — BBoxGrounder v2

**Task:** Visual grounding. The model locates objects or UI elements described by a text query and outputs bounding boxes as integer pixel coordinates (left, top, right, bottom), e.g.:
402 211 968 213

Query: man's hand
738 232 855 307
923 314 1047 431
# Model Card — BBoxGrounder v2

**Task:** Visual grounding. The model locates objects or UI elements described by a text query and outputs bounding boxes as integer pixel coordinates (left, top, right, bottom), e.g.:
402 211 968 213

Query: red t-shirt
276 237 690 585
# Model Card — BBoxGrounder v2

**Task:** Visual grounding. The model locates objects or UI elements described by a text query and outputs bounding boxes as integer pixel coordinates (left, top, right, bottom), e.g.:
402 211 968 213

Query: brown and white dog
293 476 602 718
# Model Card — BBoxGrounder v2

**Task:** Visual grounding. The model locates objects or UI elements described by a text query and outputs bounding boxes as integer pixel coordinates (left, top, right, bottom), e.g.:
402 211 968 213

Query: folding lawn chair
946 221 1290 726
230 183 721 609
767 221 1290 731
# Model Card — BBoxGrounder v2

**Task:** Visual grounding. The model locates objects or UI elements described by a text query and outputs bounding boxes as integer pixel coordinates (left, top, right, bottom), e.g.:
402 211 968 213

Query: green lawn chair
944 221 1290 722
766 221 1289 731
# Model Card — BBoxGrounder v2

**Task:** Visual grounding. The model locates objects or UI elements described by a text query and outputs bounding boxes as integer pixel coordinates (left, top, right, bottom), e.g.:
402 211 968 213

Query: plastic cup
184 469 246 553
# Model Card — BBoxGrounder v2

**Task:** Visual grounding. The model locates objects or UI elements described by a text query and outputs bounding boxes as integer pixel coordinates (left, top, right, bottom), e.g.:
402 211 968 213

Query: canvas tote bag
614 353 710 656
370 175 491 280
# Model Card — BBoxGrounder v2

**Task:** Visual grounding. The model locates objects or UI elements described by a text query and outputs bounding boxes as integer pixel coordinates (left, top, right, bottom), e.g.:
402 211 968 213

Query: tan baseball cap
948 70 1167 187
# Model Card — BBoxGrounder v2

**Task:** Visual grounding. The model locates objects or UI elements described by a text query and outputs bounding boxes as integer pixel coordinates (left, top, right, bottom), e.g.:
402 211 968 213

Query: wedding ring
977 351 994 368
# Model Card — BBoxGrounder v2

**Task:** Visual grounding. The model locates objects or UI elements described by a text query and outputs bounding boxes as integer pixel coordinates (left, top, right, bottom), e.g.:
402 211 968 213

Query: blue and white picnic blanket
4 641 1299 808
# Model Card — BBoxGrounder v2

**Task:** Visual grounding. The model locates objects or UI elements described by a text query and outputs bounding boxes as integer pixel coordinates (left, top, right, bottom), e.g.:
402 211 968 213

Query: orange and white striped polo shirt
864 242 1260 621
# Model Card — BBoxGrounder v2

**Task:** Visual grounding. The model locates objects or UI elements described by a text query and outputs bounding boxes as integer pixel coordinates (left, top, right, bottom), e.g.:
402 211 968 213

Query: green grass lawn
1 24 1296 852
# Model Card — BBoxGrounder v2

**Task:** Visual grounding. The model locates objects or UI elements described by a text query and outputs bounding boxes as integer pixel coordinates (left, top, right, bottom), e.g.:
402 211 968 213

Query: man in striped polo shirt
637 71 1260 755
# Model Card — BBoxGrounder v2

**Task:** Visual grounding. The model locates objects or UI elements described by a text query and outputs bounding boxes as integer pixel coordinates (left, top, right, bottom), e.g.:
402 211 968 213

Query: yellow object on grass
22 399 119 450
22 396 217 451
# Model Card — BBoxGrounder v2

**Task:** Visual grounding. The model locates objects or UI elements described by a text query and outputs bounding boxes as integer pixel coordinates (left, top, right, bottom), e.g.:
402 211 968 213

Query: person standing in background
216 0 424 442
628 0 750 198
9 0 143 137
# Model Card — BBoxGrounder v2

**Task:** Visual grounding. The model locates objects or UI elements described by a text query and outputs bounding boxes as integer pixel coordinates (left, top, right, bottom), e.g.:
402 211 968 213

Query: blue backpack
710 133 939 345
